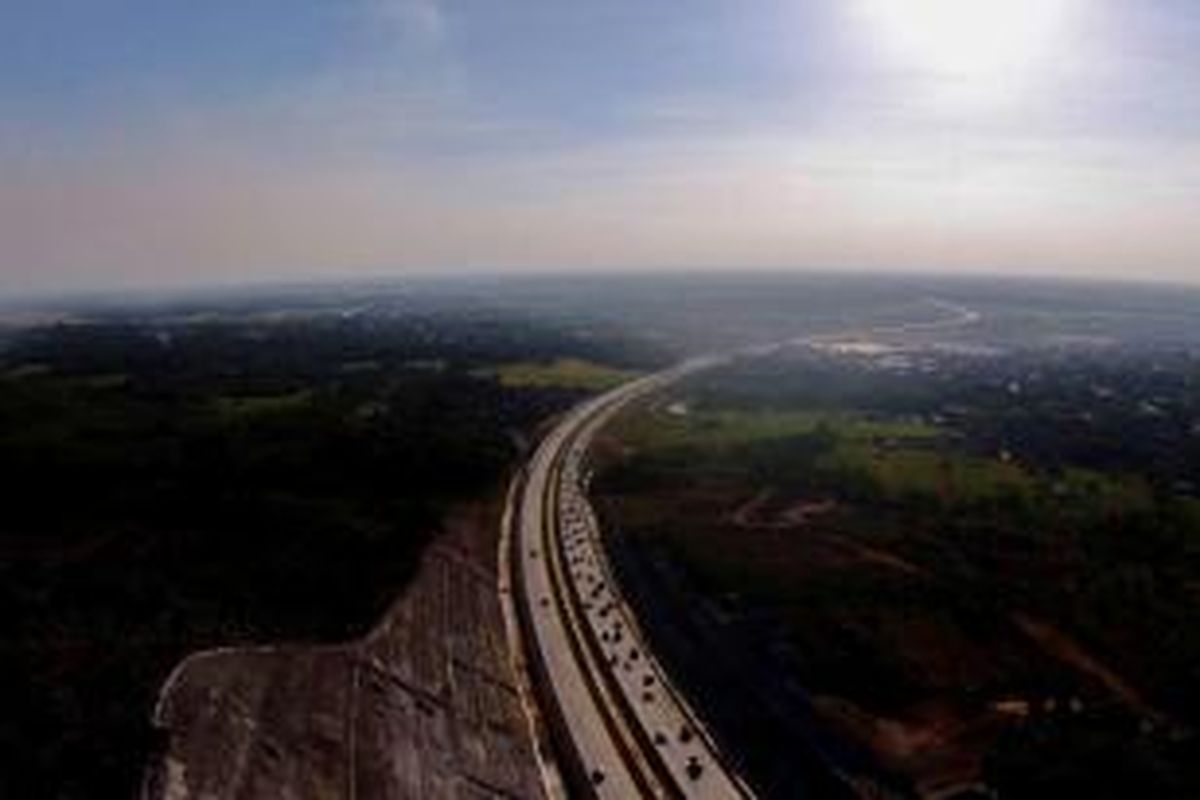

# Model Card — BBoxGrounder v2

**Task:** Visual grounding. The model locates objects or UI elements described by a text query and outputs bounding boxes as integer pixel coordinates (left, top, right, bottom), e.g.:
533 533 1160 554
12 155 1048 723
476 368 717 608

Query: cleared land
146 501 547 800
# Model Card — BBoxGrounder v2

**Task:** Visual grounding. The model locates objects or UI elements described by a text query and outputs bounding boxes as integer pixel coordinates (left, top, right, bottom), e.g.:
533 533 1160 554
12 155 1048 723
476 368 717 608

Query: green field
614 405 940 451
612 403 1157 513
215 389 315 419
487 358 639 391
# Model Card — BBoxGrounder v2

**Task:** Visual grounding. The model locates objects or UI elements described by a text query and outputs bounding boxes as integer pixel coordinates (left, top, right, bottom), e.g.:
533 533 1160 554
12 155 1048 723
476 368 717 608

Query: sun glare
857 0 1076 98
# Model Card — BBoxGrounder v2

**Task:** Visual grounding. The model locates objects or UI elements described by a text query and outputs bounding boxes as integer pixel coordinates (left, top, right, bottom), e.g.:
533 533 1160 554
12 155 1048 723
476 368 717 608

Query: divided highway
501 299 981 799
504 358 754 799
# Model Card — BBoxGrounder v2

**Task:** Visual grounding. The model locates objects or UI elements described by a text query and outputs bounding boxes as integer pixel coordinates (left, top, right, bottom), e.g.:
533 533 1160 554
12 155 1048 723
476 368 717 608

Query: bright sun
857 0 1075 89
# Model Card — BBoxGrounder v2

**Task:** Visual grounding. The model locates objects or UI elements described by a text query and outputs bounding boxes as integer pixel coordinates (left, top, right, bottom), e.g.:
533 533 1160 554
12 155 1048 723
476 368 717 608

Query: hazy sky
2 1 1198 294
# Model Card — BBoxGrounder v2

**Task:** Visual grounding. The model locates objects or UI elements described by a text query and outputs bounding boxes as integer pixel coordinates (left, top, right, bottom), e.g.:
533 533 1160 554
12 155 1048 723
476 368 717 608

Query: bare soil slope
143 502 546 800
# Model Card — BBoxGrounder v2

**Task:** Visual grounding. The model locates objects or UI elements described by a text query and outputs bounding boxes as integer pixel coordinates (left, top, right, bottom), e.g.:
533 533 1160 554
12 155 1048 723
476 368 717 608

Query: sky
1 0 1198 294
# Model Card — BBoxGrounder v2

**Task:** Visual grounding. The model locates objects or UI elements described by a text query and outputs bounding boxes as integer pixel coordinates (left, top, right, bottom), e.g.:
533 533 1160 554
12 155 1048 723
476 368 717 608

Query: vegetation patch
596 350 1200 797
0 310 651 799
214 389 314 419
487 358 638 391
614 404 940 452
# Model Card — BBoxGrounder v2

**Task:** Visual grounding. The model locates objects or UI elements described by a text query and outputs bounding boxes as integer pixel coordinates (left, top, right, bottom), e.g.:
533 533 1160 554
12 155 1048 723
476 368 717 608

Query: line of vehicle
549 373 753 799
509 407 647 798
539 440 674 797
510 368 751 799
507 300 981 800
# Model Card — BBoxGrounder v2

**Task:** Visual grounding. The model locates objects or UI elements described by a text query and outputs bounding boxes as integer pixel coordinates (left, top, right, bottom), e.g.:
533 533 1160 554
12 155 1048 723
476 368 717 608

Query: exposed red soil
812 693 1017 798
1012 613 1166 724
730 488 840 529
730 488 927 579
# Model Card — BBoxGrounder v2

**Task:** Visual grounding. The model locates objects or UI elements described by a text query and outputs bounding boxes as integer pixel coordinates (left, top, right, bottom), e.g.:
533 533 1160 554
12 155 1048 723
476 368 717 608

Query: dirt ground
142 501 547 800
600 472 1174 797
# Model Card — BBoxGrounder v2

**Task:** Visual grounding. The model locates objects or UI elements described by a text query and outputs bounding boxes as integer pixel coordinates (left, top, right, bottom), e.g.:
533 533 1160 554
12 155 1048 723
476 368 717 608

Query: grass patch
3 363 53 380
215 390 314 419
822 444 1034 506
487 358 638 391
615 406 941 452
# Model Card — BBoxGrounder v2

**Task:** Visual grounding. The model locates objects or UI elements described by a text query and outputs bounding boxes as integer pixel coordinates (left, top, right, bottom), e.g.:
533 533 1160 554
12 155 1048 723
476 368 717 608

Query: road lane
506 301 981 799
510 365 751 799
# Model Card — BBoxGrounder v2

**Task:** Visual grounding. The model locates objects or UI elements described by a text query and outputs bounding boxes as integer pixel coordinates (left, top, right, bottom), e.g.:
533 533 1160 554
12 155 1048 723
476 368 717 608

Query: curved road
506 358 752 799
504 300 981 799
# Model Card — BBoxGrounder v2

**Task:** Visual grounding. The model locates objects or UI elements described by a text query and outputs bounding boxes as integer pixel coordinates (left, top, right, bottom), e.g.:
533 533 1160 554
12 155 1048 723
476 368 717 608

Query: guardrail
506 368 754 799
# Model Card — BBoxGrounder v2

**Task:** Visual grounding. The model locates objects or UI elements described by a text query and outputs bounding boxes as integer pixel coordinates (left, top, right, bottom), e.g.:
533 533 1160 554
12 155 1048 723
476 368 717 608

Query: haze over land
2 0 1200 294
3 273 1200 798
4 2 1200 798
